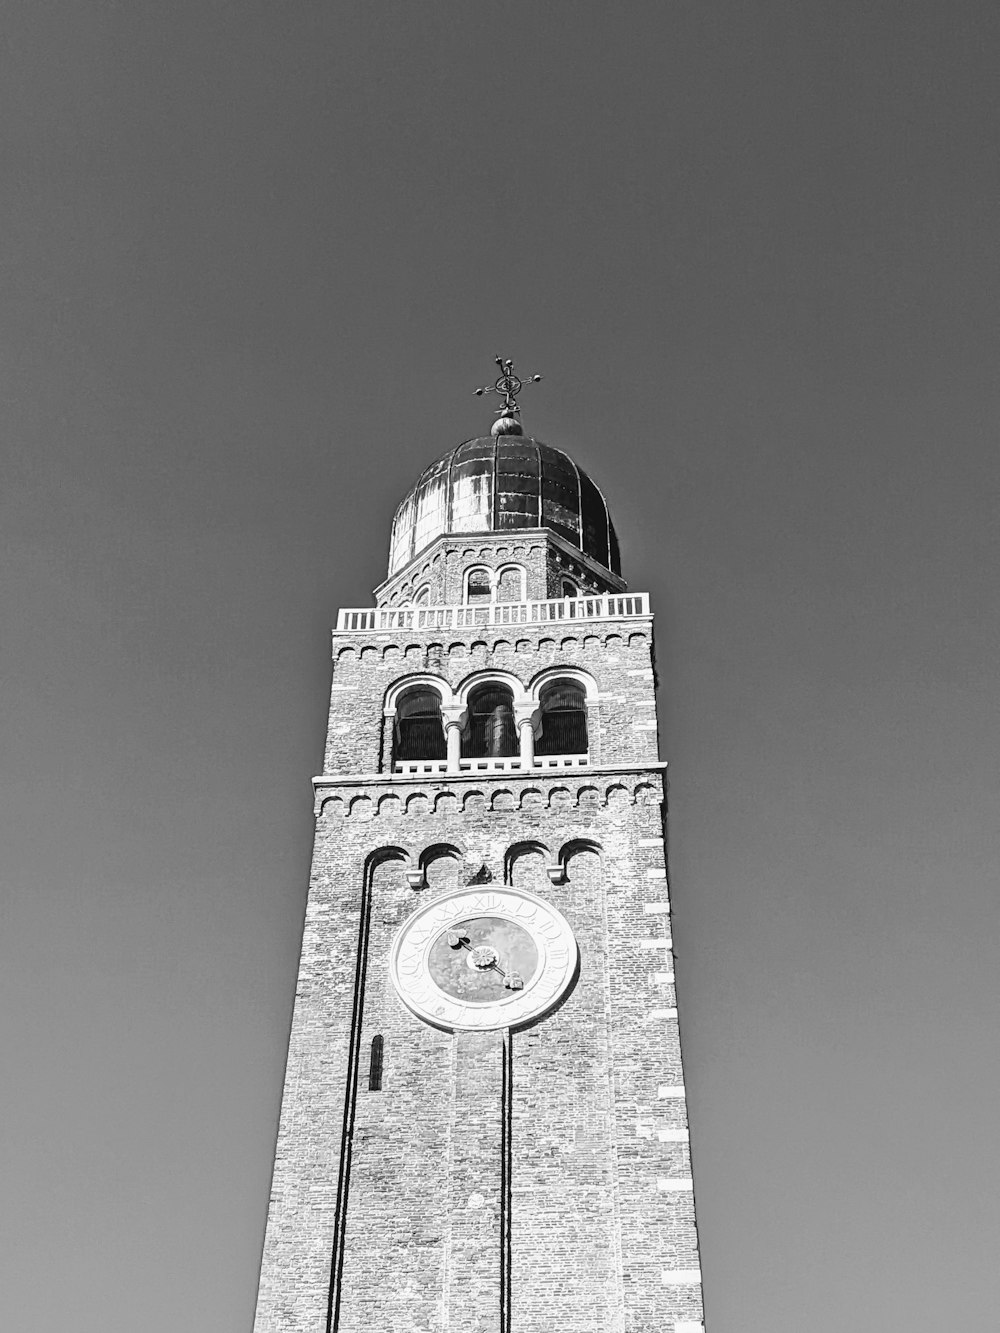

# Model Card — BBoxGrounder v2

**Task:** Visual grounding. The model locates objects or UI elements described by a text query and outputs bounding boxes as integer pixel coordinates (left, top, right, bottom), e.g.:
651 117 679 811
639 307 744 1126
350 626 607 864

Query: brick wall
324 619 658 777
253 766 704 1333
253 566 704 1333
374 532 624 609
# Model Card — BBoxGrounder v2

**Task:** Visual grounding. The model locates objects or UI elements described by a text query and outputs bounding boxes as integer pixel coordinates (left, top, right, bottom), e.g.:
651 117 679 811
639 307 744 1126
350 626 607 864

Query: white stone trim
648 1007 677 1020
657 1177 694 1191
661 1270 702 1285
645 868 667 879
658 1084 686 1099
454 669 530 709
638 938 671 949
638 836 664 847
643 902 670 914
389 886 577 1033
313 760 668 789
527 664 599 704
674 1320 705 1331
653 972 675 985
658 1127 689 1142
383 674 455 714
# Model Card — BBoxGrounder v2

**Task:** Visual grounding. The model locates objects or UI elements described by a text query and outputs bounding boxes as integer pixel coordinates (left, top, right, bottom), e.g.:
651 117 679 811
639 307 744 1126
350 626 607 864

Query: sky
2 2 999 1329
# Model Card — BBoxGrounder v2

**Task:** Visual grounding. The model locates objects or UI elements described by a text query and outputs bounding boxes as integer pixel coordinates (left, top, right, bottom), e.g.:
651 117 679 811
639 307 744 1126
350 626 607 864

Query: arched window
466 567 492 604
536 681 588 756
393 687 446 762
414 585 431 606
496 566 526 603
462 683 517 758
561 578 578 599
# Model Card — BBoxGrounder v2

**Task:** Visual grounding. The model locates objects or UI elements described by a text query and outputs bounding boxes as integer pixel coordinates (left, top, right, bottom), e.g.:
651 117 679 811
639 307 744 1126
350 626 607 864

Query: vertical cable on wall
325 856 381 1333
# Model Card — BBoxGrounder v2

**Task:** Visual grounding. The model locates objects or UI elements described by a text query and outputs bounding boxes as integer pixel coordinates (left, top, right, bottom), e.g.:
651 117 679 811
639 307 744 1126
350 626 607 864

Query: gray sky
2 3 999 1329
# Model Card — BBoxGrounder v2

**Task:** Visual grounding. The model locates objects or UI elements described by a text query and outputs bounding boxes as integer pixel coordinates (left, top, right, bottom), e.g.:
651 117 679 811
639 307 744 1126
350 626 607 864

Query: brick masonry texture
374 532 625 609
253 541 704 1333
325 620 658 777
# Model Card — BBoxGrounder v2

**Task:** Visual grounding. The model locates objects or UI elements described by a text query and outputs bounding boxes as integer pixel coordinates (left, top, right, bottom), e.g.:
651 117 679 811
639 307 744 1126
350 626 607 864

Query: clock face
390 887 577 1032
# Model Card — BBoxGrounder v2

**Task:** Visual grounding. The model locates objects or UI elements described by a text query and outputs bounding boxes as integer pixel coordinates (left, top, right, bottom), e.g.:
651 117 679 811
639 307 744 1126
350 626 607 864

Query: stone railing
392 755 590 777
336 593 649 633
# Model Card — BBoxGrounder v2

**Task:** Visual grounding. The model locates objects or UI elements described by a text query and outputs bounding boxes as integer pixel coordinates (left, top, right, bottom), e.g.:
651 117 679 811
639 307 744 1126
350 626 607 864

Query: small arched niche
496 565 526 603
465 566 493 605
462 682 517 758
393 686 446 763
536 680 588 756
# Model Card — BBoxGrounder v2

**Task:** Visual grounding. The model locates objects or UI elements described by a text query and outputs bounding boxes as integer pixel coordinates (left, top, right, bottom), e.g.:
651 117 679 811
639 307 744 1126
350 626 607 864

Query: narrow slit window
368 1035 384 1091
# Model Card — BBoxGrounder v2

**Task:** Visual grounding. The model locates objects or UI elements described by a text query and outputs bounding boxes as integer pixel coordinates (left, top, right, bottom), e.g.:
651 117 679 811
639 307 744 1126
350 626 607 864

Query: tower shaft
253 464 705 1333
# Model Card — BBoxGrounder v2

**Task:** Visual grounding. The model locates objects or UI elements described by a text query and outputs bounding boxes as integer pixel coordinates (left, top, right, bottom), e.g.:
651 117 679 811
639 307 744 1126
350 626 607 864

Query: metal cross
474 356 542 417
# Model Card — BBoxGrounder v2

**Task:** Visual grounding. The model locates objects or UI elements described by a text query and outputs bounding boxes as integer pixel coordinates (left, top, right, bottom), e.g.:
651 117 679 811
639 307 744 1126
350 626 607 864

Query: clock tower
253 373 706 1333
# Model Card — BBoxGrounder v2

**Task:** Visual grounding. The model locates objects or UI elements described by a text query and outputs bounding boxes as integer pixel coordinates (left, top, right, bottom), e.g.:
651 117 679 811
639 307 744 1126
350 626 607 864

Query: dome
388 436 621 577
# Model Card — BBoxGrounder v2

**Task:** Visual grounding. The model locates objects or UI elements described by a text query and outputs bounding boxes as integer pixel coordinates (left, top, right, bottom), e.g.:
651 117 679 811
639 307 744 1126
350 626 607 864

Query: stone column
515 706 536 768
446 720 463 773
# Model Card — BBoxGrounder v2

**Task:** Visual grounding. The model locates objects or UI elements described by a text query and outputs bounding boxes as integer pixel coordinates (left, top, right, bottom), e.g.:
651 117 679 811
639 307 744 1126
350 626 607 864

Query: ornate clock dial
390 887 577 1032
427 916 539 1002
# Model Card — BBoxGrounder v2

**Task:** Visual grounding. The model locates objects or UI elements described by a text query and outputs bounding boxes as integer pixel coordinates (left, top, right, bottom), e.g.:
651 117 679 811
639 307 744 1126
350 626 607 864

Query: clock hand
445 930 510 979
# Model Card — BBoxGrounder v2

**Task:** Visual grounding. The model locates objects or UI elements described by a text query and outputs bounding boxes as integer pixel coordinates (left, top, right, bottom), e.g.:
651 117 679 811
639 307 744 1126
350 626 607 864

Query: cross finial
474 355 543 421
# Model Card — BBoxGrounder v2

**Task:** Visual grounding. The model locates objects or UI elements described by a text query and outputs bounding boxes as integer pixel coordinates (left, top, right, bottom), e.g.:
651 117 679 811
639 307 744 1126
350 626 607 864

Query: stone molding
374 527 628 604
333 623 652 662
314 767 665 818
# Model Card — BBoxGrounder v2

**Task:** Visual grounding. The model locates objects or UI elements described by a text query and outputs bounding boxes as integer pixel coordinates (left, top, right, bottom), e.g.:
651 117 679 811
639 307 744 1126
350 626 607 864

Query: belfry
253 363 705 1333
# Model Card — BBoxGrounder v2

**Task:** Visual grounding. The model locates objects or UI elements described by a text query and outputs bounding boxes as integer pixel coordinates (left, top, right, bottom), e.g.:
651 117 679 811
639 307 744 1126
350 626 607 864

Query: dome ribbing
387 436 621 577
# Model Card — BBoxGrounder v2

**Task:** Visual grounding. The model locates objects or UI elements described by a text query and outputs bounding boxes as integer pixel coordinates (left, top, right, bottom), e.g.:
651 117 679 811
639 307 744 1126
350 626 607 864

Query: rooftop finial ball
491 413 523 436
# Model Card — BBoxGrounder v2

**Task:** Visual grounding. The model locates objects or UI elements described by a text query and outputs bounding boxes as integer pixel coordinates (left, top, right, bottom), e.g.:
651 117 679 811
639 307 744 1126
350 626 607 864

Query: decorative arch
495 563 527 602
528 666 599 703
411 841 463 891
464 565 493 604
385 676 452 766
384 675 455 714
366 845 410 876
455 669 530 708
504 839 550 885
529 667 595 758
546 837 602 884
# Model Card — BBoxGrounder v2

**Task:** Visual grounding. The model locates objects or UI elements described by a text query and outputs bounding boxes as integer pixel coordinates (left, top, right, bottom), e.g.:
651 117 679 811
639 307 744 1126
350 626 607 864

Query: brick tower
253 380 705 1333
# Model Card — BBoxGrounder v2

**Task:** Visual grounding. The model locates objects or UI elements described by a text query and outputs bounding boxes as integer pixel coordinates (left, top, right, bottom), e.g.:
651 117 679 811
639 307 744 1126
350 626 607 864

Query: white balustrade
337 593 649 633
391 754 589 776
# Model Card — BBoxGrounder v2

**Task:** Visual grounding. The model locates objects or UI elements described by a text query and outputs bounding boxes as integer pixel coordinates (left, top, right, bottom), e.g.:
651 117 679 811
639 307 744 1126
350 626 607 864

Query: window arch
393 686 446 762
535 680 588 756
496 565 526 603
561 578 579 599
462 683 517 758
465 567 492 604
414 585 431 606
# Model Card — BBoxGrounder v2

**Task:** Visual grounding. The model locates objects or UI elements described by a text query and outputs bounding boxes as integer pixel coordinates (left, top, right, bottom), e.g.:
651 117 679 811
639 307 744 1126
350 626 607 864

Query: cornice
313 760 667 791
